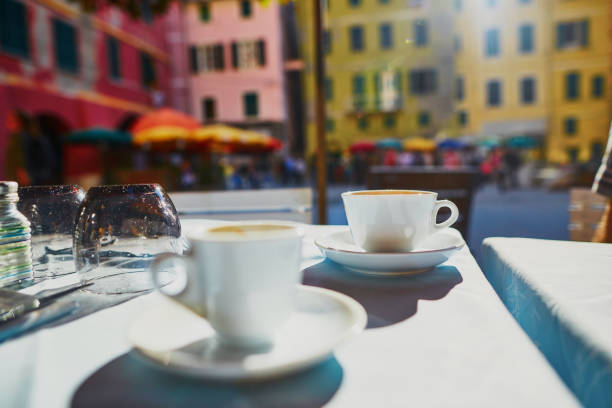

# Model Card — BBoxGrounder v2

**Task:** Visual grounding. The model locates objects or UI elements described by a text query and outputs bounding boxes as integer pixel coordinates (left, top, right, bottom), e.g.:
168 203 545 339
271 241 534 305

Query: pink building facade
184 0 292 144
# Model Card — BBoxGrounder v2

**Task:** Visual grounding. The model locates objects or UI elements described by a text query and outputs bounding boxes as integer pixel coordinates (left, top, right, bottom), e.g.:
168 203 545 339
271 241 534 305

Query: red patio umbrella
349 140 376 154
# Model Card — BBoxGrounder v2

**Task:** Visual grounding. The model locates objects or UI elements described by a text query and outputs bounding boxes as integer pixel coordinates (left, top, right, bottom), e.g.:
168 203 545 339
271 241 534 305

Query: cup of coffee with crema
341 190 459 252
150 222 304 348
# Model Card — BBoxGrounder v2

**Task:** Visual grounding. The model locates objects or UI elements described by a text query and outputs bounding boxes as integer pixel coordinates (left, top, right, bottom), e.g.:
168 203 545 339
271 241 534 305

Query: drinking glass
73 184 182 294
18 185 85 279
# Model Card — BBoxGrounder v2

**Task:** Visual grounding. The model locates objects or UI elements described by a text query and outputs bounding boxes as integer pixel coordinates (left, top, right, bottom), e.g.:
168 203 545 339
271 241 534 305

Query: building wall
454 0 610 164
0 0 173 178
548 0 611 163
297 0 455 156
184 1 287 129
298 0 611 163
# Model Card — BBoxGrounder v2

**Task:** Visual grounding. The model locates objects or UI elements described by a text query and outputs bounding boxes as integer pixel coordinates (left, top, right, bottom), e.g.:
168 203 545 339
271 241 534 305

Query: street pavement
316 183 569 266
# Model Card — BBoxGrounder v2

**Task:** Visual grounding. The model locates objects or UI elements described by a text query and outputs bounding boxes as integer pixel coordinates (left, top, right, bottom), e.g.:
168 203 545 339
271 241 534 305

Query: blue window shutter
323 30 331 55
580 20 589 46
374 72 381 108
325 77 333 101
556 24 564 48
566 72 580 100
592 75 604 98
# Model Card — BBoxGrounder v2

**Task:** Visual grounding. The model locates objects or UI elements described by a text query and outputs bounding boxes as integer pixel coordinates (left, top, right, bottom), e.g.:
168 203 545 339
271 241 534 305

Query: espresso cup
150 222 304 348
341 190 459 252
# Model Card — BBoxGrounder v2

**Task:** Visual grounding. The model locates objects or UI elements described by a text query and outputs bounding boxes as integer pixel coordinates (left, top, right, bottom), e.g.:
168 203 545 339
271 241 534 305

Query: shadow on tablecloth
71 351 343 408
303 260 462 329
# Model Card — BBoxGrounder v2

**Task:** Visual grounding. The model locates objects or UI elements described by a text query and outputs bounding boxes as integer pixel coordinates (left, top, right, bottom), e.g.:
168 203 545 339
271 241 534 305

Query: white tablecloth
482 237 612 407
0 222 579 407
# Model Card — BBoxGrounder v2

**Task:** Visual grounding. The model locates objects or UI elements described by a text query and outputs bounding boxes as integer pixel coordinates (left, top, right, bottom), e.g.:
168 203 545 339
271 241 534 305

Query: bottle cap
0 182 18 194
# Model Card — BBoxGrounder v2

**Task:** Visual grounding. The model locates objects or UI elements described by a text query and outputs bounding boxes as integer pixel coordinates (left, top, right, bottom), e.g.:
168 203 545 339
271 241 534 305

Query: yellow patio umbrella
403 137 436 152
193 124 242 144
193 125 273 152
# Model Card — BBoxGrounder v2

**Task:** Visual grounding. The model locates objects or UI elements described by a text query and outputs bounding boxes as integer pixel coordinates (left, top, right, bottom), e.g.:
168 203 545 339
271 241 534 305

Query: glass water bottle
0 181 33 287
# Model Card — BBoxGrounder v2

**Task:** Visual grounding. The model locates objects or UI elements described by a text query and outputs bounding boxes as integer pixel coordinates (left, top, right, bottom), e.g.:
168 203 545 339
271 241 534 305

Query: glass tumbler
73 184 182 294
18 185 85 279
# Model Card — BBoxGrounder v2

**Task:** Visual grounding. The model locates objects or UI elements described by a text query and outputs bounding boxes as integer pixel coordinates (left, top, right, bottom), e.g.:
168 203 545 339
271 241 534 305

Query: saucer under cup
315 228 465 276
129 285 367 381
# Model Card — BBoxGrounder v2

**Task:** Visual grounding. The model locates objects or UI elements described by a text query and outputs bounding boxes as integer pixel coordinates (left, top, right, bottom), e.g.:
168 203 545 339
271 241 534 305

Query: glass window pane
519 24 533 53
485 28 500 57
350 26 364 51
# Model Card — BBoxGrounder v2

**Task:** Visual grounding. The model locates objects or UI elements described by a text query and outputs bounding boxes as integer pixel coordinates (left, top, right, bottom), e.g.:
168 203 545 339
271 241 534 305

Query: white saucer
128 285 366 381
315 228 465 276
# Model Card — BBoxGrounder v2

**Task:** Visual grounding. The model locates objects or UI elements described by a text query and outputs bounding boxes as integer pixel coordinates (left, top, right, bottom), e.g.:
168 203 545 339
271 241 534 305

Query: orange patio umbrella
131 108 200 147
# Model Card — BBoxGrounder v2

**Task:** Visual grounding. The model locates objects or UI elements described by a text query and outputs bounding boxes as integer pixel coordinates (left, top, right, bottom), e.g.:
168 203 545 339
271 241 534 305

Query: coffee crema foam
208 224 294 235
349 190 433 196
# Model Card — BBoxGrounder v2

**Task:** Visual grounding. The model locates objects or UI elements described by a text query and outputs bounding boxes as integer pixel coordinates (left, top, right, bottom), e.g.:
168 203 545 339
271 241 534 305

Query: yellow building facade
298 0 611 163
295 0 455 155
455 0 611 163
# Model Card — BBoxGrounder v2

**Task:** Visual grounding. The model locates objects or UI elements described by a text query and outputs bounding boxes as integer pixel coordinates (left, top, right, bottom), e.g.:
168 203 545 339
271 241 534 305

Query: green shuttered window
53 18 79 73
0 0 29 58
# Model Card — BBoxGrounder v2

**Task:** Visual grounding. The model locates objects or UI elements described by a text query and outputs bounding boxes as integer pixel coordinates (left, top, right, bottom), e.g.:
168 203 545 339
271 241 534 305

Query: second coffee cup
342 190 459 252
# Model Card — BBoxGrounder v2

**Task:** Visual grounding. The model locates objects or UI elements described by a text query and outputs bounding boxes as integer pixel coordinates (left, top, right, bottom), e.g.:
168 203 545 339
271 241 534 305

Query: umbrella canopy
66 128 132 144
478 138 500 148
505 135 539 148
403 137 436 151
349 140 376 154
194 125 281 153
437 138 465 150
131 108 200 145
376 138 403 150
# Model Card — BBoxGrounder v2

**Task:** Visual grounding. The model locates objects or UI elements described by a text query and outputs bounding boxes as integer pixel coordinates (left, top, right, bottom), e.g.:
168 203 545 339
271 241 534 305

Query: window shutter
0 0 29 57
231 42 239 68
556 24 564 49
395 71 402 91
430 70 438 92
256 40 266 66
189 46 198 73
374 72 382 109
580 20 589 46
214 44 224 70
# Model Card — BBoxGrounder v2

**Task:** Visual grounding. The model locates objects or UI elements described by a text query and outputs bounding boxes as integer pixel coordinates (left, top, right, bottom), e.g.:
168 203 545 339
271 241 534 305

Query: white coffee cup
341 190 459 252
150 222 304 348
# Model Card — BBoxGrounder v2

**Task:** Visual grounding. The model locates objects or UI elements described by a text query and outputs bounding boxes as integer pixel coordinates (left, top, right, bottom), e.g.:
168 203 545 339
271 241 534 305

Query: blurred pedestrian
179 161 196 190
502 148 522 190
442 150 462 168
383 149 397 166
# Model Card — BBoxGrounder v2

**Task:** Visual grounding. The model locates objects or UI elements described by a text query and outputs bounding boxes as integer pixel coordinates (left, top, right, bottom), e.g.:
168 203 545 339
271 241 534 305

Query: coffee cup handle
150 253 207 317
432 200 459 230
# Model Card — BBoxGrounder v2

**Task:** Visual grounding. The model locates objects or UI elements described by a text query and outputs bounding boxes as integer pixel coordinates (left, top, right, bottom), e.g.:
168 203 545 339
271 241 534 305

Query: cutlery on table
0 281 91 323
